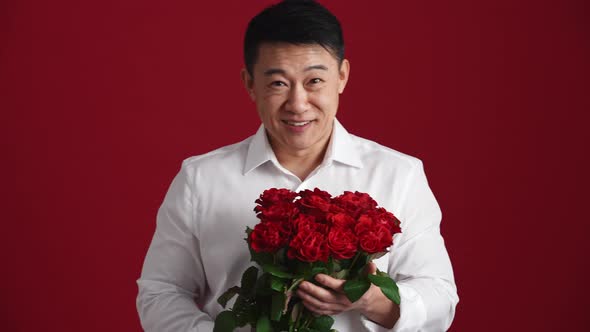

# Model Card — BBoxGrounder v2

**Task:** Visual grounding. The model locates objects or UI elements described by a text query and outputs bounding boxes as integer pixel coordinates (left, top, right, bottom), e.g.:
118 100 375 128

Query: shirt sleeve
136 162 214 331
362 160 459 332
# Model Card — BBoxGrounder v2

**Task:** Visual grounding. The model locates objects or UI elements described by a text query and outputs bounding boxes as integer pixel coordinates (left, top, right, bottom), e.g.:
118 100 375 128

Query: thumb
366 262 377 275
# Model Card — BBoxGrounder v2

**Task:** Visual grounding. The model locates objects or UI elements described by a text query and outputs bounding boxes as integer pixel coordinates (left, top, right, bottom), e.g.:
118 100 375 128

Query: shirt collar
325 118 364 168
243 124 275 175
243 118 363 175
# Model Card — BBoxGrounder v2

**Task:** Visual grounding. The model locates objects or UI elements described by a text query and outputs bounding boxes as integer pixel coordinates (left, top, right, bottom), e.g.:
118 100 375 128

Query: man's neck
271 139 330 181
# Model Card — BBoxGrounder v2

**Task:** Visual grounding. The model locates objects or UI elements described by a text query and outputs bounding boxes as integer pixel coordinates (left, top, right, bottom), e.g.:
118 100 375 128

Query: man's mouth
282 120 312 127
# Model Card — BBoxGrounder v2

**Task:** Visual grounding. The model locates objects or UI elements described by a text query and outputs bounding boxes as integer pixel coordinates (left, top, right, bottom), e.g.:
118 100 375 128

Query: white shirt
137 119 458 332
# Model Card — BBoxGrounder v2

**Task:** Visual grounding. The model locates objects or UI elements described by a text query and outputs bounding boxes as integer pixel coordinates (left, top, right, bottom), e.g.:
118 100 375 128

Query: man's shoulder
180 136 253 171
350 133 423 170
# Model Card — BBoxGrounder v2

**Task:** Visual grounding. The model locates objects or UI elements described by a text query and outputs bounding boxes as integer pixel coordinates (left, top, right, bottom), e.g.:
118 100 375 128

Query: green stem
348 252 362 278
287 278 304 293
303 310 313 328
292 303 302 331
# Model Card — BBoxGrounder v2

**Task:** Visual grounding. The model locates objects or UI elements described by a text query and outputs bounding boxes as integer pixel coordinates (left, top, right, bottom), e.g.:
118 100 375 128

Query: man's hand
295 262 400 329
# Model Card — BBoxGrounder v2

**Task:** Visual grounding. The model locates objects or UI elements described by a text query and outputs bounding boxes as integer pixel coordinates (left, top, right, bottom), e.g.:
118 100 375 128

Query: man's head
244 0 345 77
242 0 350 159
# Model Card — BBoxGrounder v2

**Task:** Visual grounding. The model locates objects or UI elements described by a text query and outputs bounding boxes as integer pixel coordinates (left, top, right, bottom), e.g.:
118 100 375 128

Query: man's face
243 43 349 156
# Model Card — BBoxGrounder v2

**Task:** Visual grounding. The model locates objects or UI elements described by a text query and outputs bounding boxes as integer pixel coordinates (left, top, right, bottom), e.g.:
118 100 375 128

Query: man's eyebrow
263 68 286 76
304 64 328 72
263 65 329 76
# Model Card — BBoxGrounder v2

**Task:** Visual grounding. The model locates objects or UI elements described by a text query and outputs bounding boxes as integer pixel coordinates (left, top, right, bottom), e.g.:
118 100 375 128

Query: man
137 1 458 331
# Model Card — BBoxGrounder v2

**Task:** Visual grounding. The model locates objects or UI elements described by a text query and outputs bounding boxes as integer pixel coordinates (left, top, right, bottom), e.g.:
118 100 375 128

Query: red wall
1 0 588 330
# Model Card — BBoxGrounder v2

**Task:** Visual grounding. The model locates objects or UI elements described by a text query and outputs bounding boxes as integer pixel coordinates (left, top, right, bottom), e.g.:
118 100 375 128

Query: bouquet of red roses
213 188 402 332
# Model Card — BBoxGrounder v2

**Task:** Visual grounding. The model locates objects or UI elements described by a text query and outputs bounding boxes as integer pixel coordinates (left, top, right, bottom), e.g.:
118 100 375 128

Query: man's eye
270 81 287 87
309 78 323 84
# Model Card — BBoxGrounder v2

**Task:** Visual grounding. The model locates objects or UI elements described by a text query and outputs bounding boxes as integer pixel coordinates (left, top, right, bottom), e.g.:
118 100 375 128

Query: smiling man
243 42 349 180
137 1 458 331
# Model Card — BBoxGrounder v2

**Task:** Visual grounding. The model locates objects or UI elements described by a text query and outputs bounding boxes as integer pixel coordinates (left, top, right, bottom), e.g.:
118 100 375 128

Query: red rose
353 213 394 254
287 230 329 262
328 203 345 214
297 188 332 216
293 214 315 230
333 191 378 218
358 225 393 254
371 207 402 235
327 227 358 259
277 220 294 239
254 188 299 222
354 214 375 235
327 212 355 229
293 214 328 234
255 188 298 207
255 203 298 222
250 221 284 253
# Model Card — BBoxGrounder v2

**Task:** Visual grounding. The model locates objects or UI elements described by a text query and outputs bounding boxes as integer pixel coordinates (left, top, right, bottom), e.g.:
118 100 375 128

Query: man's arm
136 164 214 331
374 159 458 331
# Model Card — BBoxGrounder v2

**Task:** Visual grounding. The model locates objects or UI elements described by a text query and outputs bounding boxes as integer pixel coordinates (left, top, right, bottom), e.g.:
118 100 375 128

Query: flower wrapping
213 188 402 332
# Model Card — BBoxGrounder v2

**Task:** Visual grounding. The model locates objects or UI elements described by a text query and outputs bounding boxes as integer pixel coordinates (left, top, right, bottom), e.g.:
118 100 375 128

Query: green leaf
270 276 287 292
255 272 272 296
263 264 295 279
249 248 274 267
375 269 389 278
298 328 318 332
213 310 237 332
309 315 334 332
275 247 287 265
233 295 256 327
292 260 312 277
343 278 371 303
270 291 286 321
256 314 272 332
240 266 259 298
277 311 291 332
217 286 240 308
310 266 328 277
368 273 400 305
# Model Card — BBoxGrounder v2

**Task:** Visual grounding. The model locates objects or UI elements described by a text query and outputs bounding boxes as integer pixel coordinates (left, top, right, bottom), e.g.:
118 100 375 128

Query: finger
301 298 340 316
314 274 346 292
298 281 352 307
298 281 340 302
296 288 348 315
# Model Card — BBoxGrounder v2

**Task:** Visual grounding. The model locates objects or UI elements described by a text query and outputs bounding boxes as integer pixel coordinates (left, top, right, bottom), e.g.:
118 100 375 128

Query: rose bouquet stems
213 189 402 332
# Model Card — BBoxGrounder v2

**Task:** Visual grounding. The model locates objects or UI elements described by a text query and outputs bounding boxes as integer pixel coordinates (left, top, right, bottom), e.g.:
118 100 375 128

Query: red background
1 0 588 330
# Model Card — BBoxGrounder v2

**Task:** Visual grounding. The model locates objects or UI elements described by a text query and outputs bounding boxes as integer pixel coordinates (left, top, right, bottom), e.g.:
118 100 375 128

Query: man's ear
241 68 255 101
338 59 350 94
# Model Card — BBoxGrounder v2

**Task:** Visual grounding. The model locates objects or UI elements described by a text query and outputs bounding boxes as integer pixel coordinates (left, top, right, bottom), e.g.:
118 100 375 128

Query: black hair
244 0 345 76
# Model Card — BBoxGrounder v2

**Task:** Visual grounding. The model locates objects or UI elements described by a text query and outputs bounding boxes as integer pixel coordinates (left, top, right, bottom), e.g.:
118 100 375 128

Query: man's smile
282 120 314 127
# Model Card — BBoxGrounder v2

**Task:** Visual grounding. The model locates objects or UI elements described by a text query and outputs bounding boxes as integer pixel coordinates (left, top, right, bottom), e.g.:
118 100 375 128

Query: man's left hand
295 262 400 329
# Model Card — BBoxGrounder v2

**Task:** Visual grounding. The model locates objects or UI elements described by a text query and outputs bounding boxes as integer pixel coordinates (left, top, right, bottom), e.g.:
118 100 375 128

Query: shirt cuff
360 282 427 332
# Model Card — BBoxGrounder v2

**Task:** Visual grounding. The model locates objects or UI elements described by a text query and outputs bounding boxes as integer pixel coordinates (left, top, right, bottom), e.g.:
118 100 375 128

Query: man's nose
285 84 309 114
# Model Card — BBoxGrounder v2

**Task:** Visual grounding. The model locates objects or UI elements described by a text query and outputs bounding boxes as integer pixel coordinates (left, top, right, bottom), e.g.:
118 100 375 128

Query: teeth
285 121 311 126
